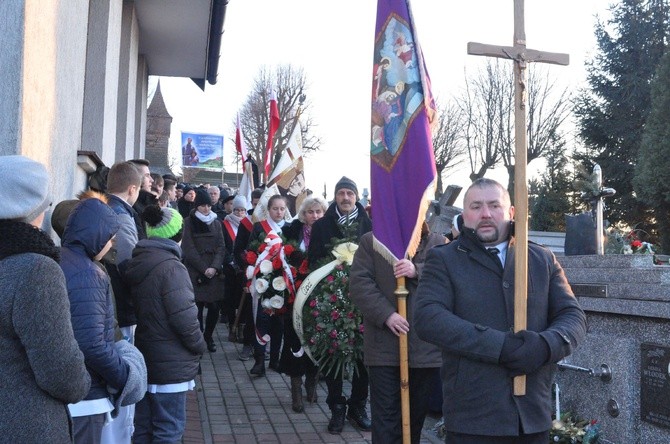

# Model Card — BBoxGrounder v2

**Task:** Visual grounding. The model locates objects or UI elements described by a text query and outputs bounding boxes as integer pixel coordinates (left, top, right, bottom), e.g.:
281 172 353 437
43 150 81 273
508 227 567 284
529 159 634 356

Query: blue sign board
181 132 224 169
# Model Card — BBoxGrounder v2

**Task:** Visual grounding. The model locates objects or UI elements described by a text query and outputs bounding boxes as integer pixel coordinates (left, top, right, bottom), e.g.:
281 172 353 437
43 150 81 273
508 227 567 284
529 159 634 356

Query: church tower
145 80 174 174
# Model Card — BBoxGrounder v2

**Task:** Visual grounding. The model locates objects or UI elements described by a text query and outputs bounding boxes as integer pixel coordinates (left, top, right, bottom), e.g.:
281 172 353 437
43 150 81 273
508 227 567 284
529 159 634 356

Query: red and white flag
235 112 249 162
265 90 280 181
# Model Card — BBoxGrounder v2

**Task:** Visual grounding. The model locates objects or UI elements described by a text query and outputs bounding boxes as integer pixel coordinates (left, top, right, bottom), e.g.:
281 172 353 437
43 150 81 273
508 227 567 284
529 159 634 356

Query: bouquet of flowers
622 231 655 255
606 225 657 255
245 231 305 315
300 242 364 380
551 413 600 443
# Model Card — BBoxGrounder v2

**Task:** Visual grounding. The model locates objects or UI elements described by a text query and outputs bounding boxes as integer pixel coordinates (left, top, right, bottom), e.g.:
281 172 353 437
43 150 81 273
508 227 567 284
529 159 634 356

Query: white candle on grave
554 383 560 419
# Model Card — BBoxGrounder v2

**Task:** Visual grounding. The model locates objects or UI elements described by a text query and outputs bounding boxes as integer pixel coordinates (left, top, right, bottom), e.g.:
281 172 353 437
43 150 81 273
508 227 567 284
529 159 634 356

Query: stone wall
557 254 670 444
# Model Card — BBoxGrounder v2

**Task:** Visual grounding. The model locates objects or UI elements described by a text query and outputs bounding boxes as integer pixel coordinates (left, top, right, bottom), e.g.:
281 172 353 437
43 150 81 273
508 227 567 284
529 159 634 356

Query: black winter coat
232 217 254 269
182 214 227 303
278 220 317 377
307 201 372 267
415 227 587 436
125 239 206 384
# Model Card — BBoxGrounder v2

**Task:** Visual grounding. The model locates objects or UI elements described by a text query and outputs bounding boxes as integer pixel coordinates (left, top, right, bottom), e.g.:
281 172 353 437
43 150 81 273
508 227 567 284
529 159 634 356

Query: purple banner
371 0 437 260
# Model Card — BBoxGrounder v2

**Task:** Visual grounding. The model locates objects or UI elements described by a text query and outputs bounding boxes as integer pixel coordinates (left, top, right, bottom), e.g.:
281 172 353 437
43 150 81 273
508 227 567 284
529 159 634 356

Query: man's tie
487 247 502 266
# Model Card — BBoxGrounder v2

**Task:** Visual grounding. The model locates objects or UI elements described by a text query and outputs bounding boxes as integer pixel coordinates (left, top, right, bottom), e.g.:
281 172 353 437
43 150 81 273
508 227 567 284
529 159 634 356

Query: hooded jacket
125 238 206 384
60 198 129 400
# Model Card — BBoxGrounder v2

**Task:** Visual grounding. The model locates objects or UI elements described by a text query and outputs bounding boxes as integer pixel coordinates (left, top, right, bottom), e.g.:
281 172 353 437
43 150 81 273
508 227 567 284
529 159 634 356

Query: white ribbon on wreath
292 242 358 363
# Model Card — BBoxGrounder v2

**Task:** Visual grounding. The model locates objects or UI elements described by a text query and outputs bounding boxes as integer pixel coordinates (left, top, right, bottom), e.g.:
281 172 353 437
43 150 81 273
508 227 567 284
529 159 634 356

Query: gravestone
556 254 670 443
426 185 462 237
565 213 597 255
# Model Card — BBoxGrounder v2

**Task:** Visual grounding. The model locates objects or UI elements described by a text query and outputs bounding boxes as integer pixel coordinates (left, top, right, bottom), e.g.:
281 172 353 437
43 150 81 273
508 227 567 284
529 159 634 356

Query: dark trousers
253 303 283 362
279 312 319 377
219 292 235 324
241 293 254 346
72 413 105 444
444 430 549 444
196 301 219 341
368 366 438 444
222 271 244 324
325 360 368 408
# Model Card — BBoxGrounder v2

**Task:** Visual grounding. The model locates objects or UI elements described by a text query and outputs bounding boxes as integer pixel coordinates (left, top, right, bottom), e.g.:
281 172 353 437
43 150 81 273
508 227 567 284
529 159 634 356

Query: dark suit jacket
414 227 587 436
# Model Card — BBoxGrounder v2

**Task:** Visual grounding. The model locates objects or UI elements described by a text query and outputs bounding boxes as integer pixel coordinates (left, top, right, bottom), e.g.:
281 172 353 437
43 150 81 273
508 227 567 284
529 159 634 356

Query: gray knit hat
232 195 248 210
334 176 358 198
0 155 51 223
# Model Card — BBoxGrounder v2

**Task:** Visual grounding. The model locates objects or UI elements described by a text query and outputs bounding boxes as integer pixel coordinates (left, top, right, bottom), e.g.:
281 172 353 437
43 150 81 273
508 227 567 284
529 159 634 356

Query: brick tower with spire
145 80 175 176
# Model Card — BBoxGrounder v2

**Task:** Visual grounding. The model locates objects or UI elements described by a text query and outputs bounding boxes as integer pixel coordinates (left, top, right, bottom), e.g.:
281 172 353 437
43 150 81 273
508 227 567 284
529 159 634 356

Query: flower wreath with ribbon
245 230 301 324
293 241 364 380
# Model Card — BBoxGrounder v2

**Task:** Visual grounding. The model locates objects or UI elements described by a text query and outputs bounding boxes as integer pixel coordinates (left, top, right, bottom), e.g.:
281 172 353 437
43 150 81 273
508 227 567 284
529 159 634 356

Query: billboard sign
181 132 224 170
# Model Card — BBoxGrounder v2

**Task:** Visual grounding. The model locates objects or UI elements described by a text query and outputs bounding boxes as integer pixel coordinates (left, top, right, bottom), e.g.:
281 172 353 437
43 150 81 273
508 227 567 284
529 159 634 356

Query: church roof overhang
136 0 228 91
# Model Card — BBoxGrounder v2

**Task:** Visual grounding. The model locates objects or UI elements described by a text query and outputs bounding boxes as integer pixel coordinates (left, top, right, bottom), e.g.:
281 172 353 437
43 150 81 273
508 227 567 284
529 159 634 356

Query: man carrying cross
414 178 586 443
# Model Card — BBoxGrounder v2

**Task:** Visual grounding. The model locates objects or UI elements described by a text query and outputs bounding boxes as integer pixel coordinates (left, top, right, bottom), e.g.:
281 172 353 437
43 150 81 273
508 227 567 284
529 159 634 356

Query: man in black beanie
307 176 372 434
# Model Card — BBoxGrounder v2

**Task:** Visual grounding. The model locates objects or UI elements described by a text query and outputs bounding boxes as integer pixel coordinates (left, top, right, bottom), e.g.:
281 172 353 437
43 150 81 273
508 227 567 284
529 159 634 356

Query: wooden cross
467 0 569 396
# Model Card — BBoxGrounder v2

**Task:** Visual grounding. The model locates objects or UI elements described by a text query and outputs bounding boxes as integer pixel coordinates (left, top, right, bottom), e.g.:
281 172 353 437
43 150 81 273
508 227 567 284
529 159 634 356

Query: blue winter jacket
61 198 129 400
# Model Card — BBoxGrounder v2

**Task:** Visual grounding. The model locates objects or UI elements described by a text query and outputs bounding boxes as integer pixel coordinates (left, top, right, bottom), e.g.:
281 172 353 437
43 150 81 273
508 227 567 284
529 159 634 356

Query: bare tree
458 61 572 203
235 65 321 182
459 61 513 182
432 99 467 195
501 68 572 202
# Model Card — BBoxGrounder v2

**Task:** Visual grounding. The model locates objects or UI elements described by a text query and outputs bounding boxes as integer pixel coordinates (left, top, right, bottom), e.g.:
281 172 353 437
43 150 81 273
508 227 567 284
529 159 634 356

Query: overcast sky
156 0 612 202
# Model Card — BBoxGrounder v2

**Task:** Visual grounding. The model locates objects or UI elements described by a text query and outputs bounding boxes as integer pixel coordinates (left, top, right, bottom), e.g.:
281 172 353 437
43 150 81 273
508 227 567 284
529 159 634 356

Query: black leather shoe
304 374 318 403
347 403 371 431
206 339 217 353
290 377 304 413
327 403 347 434
250 354 265 377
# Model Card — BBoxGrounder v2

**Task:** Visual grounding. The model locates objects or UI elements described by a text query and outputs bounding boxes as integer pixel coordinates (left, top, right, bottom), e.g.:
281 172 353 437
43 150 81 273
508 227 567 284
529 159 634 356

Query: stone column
0 0 90 212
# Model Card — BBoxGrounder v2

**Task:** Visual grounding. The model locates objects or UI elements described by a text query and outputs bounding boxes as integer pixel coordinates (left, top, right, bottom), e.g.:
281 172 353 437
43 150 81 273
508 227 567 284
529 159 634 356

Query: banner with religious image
370 0 437 262
267 122 307 216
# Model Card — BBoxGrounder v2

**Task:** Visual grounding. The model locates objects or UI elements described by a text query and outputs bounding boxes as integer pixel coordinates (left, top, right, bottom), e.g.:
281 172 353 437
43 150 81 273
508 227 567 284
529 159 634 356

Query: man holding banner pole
350 225 444 444
370 0 439 441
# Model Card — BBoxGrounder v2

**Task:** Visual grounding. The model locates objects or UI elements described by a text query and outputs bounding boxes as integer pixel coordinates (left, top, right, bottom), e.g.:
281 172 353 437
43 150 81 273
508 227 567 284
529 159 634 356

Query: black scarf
0 220 60 262
190 213 212 234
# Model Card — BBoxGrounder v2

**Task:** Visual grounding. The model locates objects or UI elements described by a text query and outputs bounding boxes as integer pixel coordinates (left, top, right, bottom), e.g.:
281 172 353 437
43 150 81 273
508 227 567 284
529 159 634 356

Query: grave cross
467 0 569 396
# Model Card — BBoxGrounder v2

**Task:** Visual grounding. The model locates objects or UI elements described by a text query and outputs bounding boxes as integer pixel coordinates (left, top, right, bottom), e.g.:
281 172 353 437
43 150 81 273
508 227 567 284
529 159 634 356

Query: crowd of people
0 154 587 444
